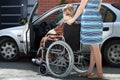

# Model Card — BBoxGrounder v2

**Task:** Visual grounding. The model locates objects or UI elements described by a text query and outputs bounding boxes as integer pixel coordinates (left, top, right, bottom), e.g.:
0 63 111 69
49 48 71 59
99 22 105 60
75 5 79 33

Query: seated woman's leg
32 36 48 65
32 36 61 65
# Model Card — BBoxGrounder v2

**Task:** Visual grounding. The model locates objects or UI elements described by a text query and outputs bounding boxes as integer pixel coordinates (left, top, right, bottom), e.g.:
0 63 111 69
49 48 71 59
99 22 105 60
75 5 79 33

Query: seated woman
32 4 80 65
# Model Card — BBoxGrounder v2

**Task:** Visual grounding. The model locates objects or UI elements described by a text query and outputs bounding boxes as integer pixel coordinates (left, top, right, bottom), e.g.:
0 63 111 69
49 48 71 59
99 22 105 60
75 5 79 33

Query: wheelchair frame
37 34 89 77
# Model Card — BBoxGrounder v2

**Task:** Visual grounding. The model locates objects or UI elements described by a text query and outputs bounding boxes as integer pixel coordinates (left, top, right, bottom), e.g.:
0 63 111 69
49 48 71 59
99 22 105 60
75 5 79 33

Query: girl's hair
62 4 74 17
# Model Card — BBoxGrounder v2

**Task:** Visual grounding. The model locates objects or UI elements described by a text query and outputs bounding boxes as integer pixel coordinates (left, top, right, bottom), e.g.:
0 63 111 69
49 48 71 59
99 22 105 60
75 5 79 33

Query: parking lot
0 58 120 80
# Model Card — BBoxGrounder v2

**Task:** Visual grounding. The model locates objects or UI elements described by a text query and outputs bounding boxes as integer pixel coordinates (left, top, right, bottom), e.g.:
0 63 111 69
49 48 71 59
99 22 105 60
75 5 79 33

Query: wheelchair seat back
63 23 80 51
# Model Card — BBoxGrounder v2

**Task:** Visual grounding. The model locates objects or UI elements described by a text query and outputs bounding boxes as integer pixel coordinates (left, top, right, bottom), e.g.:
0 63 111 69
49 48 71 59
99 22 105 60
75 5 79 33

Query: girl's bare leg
87 45 96 73
81 46 96 77
92 45 103 74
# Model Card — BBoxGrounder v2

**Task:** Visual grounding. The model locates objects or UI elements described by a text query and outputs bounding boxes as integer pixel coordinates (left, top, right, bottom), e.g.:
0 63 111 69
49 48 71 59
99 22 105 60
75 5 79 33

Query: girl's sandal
80 72 95 77
88 73 103 79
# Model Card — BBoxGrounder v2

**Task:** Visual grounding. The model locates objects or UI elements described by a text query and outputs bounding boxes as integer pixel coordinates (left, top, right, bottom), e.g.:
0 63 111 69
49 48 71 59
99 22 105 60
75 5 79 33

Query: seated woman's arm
47 29 57 35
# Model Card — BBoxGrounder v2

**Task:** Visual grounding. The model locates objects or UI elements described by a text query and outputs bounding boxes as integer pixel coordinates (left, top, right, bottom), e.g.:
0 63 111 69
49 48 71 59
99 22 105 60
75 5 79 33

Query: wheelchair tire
39 63 48 76
46 41 74 77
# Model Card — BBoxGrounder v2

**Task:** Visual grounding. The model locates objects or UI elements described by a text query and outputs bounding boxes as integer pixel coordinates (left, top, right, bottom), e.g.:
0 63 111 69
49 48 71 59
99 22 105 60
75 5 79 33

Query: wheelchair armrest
46 33 60 36
46 33 63 39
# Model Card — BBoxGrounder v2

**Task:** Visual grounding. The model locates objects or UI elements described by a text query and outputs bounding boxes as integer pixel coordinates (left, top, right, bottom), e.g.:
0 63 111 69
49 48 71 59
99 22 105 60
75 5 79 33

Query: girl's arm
98 0 103 10
67 0 88 25
72 0 88 21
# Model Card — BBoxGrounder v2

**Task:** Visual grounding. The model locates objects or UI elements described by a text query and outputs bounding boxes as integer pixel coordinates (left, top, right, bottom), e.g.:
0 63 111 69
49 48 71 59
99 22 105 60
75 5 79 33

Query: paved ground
0 59 120 80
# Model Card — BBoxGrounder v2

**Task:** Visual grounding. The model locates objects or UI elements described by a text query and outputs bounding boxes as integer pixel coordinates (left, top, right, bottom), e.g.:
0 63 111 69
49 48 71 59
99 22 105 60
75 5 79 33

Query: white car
0 2 120 67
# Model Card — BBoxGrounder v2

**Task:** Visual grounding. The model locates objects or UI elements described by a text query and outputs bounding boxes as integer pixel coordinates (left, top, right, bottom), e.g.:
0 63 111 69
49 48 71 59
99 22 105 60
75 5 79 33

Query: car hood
0 25 24 31
0 25 25 37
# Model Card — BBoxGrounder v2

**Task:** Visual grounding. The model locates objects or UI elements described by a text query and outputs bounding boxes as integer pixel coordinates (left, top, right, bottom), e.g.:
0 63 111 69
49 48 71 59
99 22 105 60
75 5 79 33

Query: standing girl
67 0 103 79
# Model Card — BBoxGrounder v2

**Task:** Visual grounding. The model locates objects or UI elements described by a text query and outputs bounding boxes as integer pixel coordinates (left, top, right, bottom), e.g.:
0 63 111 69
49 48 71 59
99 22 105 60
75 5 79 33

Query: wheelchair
37 23 89 77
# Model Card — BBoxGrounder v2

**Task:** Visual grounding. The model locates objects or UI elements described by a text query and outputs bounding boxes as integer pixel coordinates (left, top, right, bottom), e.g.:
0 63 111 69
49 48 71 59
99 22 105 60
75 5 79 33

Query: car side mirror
19 18 27 25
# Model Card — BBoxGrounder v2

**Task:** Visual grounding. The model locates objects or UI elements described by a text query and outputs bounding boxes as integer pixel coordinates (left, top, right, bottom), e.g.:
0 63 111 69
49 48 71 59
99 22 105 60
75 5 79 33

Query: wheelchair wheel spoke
49 54 68 67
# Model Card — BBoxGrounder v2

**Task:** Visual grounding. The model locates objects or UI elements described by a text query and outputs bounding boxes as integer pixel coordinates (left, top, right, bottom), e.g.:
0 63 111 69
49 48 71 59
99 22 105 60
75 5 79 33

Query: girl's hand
66 18 75 25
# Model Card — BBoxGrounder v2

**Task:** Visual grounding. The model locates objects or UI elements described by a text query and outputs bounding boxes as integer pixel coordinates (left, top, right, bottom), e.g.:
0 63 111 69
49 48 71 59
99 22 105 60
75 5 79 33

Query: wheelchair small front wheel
39 63 48 76
46 41 74 77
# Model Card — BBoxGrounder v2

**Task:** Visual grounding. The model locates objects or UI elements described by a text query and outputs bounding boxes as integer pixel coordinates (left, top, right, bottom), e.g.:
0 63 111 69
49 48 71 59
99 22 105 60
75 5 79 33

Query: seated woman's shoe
88 73 103 79
32 58 43 65
80 72 94 77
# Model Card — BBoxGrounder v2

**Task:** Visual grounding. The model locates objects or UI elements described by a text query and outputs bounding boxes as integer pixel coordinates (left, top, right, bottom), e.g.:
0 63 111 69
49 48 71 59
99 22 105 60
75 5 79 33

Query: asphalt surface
0 59 120 80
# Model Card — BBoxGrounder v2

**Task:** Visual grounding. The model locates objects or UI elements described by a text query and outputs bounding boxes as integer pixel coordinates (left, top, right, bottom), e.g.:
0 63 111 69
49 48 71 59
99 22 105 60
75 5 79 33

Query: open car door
22 2 38 54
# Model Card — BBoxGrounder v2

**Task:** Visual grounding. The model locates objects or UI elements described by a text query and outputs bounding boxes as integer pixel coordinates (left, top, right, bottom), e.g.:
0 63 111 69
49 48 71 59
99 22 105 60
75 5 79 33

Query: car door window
100 5 116 22
41 9 63 27
112 3 120 10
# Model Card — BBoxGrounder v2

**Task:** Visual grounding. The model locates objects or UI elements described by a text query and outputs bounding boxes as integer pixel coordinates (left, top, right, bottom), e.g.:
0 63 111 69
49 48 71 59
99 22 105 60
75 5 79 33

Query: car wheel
103 40 120 67
0 38 19 61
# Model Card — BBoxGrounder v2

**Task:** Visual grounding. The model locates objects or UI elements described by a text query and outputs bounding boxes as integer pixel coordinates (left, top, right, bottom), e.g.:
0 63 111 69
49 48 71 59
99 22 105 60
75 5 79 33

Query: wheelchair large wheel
73 52 89 73
46 41 74 77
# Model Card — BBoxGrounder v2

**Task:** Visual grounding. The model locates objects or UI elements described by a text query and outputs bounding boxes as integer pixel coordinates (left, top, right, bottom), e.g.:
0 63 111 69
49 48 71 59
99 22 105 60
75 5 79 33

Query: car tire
0 38 19 61
103 40 120 67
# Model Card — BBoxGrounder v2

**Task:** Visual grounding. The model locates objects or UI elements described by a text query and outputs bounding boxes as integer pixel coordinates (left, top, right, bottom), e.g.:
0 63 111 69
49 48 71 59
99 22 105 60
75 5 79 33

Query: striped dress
81 0 103 45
